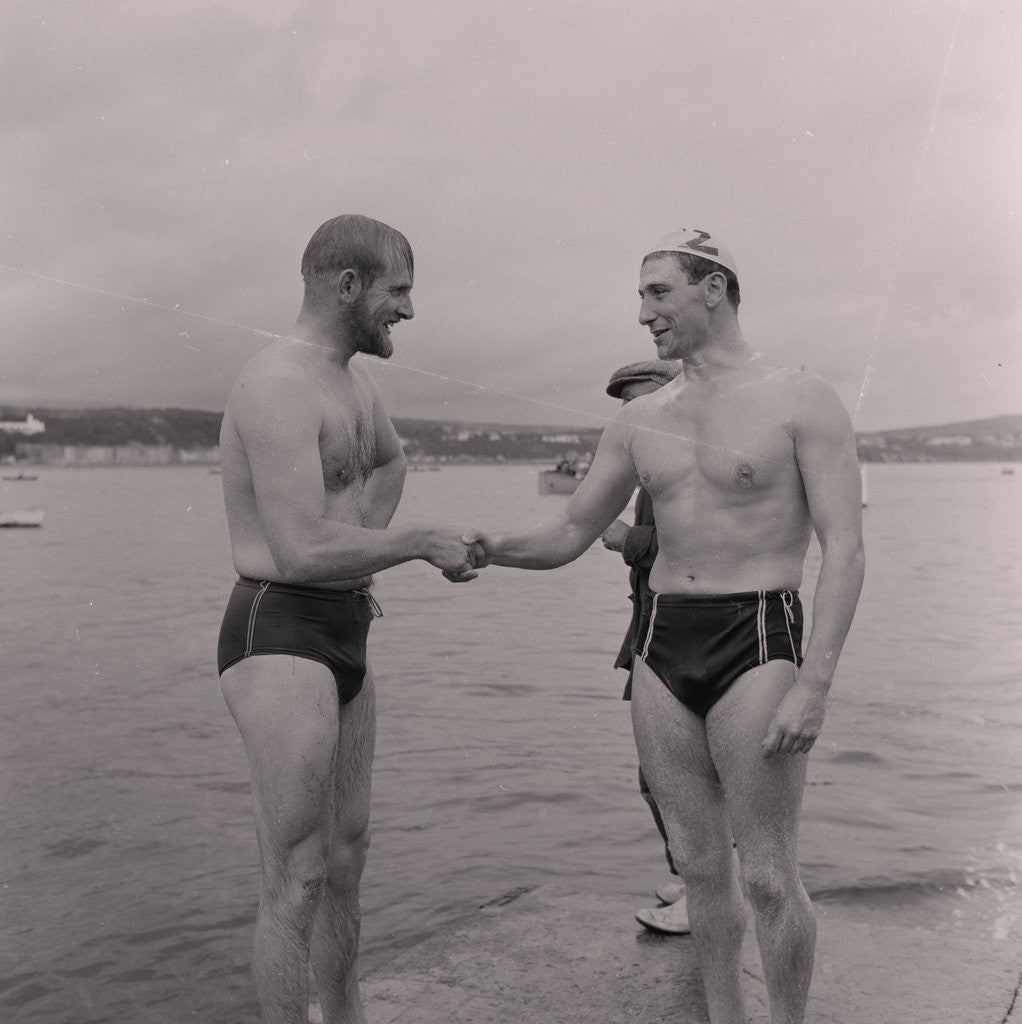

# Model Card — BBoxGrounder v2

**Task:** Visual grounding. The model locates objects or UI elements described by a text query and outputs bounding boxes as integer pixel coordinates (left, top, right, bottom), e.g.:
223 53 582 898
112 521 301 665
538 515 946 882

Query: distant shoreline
2 407 1021 466
3 453 1019 469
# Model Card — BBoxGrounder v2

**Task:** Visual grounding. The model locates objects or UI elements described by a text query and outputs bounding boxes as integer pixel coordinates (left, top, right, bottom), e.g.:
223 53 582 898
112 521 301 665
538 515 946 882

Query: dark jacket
614 487 658 698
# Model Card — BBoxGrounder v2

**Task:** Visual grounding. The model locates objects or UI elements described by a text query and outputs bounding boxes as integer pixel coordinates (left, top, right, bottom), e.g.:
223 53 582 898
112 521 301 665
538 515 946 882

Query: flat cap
606 360 682 399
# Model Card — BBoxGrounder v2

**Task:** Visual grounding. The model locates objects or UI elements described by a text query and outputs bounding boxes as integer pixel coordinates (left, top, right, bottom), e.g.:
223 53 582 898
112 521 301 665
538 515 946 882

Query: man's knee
263 833 330 912
673 841 733 890
325 825 371 890
740 862 805 920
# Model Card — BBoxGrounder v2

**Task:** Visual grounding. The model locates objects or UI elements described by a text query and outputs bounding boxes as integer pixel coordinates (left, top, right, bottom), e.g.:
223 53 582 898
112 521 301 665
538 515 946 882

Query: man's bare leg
310 667 376 1024
222 655 347 1024
631 659 747 1024
709 661 815 1024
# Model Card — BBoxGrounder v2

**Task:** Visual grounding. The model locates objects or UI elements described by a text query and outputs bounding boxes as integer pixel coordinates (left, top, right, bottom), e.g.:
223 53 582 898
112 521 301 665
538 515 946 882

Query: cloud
0 0 1018 429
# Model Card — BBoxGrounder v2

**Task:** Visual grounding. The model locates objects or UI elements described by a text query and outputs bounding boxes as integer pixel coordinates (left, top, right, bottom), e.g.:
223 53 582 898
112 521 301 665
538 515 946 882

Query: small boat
2 471 38 481
539 469 582 494
538 455 591 495
0 508 45 528
1002 467 1015 475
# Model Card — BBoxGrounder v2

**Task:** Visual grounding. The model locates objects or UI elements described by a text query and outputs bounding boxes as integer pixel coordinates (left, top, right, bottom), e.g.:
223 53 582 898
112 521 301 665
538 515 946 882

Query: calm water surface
1 462 1020 1022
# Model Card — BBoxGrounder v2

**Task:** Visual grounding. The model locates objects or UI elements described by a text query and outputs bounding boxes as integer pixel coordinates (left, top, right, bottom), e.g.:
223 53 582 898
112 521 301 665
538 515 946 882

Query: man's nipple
734 462 755 488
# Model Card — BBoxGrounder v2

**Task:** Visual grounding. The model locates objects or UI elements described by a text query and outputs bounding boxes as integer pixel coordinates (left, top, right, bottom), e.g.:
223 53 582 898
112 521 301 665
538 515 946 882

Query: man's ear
703 271 727 308
336 268 362 304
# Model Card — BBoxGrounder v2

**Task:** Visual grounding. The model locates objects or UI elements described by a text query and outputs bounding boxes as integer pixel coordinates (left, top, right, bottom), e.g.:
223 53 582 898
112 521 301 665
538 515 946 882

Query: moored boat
538 469 582 494
0 508 45 528
538 454 591 495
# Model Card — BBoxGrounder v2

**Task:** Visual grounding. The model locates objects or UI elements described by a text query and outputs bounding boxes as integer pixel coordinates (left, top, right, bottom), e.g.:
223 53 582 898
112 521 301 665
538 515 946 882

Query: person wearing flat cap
463 227 864 1024
600 360 691 936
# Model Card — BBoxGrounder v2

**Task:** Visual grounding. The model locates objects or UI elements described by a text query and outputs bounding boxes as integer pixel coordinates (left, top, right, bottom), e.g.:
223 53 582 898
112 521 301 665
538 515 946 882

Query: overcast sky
2 0 1018 430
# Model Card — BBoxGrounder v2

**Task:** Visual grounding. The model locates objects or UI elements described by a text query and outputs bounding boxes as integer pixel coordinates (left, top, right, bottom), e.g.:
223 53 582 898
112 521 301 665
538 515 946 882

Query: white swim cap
643 229 737 277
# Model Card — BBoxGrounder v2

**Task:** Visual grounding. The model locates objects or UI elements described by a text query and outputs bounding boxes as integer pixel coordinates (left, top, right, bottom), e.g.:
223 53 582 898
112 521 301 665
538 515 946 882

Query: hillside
2 407 1020 463
855 414 1022 462
0 406 224 451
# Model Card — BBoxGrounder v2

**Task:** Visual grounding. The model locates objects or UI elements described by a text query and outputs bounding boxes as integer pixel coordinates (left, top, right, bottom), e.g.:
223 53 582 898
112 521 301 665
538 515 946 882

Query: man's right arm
231 370 474 582
468 416 639 569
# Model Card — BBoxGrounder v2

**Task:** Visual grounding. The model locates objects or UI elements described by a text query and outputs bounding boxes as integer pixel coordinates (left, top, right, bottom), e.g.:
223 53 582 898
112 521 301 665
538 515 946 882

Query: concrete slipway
314 883 1022 1024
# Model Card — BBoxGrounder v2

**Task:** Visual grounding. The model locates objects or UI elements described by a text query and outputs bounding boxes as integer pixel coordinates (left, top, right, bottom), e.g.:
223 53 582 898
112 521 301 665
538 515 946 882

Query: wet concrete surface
336 883 1022 1023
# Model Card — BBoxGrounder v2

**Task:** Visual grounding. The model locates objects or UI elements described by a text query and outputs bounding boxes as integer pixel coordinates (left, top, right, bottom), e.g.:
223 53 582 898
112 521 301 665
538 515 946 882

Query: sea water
1 462 1020 1022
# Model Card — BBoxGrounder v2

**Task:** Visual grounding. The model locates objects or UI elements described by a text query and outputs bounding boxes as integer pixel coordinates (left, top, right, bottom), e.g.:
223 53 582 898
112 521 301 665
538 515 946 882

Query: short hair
301 214 413 287
643 250 741 309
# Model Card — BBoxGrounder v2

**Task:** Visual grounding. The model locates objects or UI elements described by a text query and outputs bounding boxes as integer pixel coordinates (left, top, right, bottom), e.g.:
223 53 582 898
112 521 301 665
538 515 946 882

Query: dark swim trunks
217 577 382 705
637 590 803 718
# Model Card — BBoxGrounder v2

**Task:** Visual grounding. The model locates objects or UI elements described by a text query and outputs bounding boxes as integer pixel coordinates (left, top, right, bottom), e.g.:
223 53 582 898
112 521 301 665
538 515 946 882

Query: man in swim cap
217 214 480 1023
465 228 864 1024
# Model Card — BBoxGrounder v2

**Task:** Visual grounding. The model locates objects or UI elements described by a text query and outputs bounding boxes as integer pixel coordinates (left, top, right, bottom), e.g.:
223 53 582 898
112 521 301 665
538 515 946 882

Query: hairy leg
311 666 376 1024
708 661 815 1024
222 655 341 1024
631 659 747 1024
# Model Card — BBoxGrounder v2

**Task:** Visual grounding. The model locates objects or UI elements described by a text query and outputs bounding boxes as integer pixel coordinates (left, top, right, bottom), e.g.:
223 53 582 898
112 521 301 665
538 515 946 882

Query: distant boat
539 470 582 495
208 467 222 475
3 471 38 481
539 456 590 495
0 508 44 528
1002 467 1015 475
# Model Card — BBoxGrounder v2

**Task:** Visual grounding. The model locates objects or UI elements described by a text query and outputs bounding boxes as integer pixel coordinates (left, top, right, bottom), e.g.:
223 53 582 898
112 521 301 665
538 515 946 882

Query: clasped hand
429 529 493 583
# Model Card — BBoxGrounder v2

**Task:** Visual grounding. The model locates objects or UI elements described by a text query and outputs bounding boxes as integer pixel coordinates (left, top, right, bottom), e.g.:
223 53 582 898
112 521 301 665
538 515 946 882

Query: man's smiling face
637 255 710 360
348 262 415 359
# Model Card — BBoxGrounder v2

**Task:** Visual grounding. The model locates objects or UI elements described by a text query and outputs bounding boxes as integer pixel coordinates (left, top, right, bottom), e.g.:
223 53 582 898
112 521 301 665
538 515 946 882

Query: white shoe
635 899 691 935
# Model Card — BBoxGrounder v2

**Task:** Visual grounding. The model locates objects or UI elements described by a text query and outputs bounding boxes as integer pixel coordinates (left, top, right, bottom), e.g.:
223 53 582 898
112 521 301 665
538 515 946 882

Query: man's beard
345 294 393 359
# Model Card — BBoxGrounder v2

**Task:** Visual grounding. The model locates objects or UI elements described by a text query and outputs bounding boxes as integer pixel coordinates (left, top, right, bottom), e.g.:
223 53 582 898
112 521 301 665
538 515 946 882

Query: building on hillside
925 435 973 446
0 413 45 435
14 442 220 467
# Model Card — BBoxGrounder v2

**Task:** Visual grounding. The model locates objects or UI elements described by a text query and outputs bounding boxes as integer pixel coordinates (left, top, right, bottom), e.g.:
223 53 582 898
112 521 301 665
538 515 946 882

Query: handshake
423 528 496 582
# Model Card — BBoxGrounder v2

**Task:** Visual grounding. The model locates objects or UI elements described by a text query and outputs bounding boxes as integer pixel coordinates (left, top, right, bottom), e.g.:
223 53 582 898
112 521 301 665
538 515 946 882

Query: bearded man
216 215 477 1023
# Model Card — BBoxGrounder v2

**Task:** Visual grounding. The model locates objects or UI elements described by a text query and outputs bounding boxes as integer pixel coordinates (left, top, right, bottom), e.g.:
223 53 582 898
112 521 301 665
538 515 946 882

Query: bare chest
319 398 376 491
632 399 794 500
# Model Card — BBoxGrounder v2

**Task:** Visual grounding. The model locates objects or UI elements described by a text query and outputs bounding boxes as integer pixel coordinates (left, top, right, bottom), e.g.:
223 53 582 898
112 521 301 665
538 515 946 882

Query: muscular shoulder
745 364 841 422
228 343 309 396
788 370 850 419
783 370 854 447
224 344 323 436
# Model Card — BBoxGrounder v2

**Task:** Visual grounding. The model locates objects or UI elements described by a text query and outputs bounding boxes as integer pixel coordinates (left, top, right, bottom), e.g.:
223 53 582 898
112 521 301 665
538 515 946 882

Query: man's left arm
762 377 865 757
361 375 407 529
